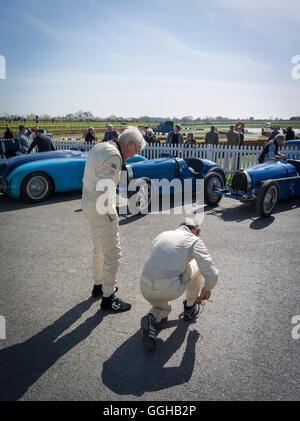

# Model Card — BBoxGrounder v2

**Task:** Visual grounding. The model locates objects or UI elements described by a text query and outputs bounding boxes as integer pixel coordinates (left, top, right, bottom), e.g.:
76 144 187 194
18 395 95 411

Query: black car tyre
256 180 279 217
128 177 153 215
207 167 226 186
21 171 53 203
204 172 224 206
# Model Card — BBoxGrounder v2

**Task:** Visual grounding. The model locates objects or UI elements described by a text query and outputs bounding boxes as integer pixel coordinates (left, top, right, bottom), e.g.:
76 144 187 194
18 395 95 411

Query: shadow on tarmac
206 196 300 227
0 297 104 401
0 191 82 213
102 320 201 396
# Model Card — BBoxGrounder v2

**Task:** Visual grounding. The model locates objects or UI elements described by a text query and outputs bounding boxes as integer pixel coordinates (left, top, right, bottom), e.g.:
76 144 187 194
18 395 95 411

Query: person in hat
166 125 184 146
140 218 219 348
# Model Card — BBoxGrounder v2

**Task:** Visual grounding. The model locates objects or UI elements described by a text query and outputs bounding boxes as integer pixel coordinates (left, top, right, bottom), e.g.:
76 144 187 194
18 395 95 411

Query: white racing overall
140 226 219 323
82 141 123 298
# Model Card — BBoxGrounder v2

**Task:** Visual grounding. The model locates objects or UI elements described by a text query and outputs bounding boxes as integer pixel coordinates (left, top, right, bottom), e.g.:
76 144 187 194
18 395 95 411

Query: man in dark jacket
285 126 295 141
27 129 55 153
85 127 96 143
102 124 118 142
4 126 14 140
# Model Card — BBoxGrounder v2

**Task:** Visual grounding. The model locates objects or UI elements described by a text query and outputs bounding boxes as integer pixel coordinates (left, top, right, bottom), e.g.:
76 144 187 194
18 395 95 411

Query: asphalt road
0 191 299 401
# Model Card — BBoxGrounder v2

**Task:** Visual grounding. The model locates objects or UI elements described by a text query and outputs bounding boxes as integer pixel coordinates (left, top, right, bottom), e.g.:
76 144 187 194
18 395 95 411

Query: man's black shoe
183 300 200 321
92 285 118 298
100 294 131 312
141 314 156 349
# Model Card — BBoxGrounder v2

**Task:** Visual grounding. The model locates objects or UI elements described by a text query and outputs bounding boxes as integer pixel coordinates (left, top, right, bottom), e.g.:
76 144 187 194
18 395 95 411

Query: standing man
166 125 184 146
27 129 55 153
102 124 118 142
140 218 219 349
268 126 280 141
237 128 244 146
82 127 146 312
4 126 14 140
226 125 240 146
205 126 219 145
16 125 30 152
85 127 97 143
285 126 295 141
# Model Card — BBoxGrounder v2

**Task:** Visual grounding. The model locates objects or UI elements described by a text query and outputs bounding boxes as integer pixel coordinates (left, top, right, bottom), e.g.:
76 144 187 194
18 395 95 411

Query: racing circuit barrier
50 140 300 174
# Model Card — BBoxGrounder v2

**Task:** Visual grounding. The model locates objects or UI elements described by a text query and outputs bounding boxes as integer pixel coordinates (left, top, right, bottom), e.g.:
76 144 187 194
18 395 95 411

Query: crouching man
140 218 219 348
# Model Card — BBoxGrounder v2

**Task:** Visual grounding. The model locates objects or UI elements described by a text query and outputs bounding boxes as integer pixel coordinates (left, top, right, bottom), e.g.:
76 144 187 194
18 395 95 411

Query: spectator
237 128 244 146
85 127 97 143
268 126 280 141
205 126 219 145
185 133 197 148
226 126 240 146
144 128 160 144
166 125 184 146
4 126 14 140
16 125 29 152
285 126 295 141
102 124 118 142
27 129 56 153
25 127 32 138
140 218 219 349
82 127 147 312
258 134 286 163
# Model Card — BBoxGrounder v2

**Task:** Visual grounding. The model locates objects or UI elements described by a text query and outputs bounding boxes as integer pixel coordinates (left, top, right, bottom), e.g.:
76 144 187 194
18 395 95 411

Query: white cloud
215 0 300 20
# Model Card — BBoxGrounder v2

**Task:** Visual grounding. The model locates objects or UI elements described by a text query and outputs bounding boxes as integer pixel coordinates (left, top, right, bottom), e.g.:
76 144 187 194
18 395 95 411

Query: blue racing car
0 150 224 209
204 156 300 217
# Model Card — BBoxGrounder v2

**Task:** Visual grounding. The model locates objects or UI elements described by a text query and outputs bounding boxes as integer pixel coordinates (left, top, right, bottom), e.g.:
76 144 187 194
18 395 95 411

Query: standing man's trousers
82 198 122 298
140 259 203 323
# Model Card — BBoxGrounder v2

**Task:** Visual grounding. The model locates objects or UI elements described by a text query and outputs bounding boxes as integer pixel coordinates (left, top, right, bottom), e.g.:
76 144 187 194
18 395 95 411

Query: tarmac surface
0 191 299 401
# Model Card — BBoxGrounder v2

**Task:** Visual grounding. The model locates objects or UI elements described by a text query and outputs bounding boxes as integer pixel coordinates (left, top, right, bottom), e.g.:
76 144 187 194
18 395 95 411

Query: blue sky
0 0 299 118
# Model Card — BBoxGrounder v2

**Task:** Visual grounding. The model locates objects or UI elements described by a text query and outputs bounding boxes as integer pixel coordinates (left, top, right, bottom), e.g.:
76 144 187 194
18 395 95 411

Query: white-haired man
103 124 118 142
82 127 146 312
140 218 219 348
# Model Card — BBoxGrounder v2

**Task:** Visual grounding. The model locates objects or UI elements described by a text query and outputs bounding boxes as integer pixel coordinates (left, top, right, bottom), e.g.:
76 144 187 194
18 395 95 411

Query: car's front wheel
256 180 279 217
127 177 153 215
204 172 224 206
21 172 53 203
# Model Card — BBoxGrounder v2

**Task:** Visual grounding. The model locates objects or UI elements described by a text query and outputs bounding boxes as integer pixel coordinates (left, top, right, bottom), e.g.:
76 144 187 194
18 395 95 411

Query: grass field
1 120 299 140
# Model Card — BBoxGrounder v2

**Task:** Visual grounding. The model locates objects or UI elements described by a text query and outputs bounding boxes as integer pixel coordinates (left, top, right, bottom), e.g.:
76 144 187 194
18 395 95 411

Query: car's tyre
21 171 53 203
204 171 224 206
256 180 279 217
127 177 153 215
207 167 226 186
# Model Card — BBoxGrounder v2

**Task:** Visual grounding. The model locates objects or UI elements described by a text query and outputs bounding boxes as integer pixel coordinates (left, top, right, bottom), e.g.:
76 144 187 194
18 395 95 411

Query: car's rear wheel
128 177 153 214
21 172 53 203
204 172 224 206
256 180 279 217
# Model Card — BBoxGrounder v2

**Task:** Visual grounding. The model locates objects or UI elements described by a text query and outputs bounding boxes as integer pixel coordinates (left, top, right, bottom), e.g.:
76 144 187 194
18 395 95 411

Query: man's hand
196 288 211 305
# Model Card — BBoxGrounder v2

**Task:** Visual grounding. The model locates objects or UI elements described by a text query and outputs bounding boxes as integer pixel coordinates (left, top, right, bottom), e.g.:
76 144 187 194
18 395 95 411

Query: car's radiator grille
231 171 248 194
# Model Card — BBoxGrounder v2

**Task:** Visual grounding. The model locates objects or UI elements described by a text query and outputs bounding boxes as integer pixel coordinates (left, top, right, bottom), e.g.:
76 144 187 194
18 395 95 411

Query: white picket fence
51 140 300 174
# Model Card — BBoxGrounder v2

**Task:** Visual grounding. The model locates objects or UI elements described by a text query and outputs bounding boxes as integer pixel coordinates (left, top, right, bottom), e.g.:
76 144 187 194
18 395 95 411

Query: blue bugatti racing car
0 150 224 210
204 157 300 217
